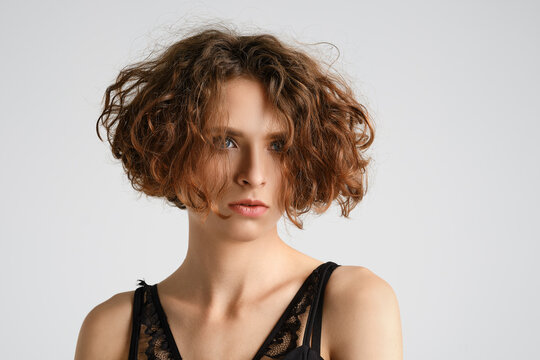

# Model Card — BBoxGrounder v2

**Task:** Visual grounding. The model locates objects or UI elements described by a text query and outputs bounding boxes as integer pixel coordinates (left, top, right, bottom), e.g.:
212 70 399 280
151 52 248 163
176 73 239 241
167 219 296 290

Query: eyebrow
209 126 287 139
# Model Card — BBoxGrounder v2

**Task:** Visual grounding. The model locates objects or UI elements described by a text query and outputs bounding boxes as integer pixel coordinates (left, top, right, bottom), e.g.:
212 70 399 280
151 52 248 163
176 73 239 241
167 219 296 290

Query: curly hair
96 25 375 230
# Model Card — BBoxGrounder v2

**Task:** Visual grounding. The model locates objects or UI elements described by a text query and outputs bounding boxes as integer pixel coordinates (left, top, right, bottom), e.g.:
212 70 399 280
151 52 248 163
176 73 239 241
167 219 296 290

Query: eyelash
215 136 284 152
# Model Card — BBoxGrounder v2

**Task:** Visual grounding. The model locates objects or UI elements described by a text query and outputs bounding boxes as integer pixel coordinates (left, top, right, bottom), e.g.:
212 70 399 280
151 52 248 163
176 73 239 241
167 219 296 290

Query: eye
270 139 285 152
213 136 284 152
223 137 237 149
214 136 237 149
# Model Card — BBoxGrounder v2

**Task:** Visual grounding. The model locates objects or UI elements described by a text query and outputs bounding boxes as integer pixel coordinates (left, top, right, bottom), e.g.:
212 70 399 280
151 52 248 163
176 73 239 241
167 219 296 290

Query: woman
75 25 403 360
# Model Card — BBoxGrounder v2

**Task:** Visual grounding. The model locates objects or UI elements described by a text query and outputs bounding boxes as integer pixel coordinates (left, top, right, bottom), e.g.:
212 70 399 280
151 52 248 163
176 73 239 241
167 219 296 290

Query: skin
74 77 403 360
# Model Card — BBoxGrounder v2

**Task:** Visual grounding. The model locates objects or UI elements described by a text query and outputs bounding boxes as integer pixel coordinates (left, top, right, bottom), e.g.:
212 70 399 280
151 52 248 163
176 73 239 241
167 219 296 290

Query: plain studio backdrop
1 0 538 358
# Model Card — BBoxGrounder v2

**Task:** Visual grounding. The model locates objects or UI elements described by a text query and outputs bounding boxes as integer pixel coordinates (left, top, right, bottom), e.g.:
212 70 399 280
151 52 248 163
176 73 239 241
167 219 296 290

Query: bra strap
303 261 340 354
128 282 146 360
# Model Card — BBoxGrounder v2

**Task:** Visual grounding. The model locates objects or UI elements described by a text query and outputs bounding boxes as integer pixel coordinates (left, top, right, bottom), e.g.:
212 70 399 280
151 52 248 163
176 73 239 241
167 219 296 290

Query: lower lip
228 204 268 217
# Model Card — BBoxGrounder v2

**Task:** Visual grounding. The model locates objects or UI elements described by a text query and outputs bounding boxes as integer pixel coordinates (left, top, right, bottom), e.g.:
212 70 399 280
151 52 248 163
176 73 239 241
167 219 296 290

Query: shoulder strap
302 261 340 354
128 282 146 360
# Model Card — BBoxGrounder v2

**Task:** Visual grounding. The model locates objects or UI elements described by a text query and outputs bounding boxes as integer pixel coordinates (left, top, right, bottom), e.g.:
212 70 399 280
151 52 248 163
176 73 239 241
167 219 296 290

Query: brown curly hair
96 25 375 230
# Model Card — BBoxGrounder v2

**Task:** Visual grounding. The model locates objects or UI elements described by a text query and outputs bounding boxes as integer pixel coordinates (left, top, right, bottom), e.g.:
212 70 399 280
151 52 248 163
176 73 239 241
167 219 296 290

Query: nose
234 145 267 187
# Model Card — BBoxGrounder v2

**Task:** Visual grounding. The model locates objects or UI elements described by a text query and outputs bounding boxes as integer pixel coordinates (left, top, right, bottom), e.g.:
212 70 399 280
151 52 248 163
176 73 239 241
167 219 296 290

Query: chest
164 304 330 360
130 262 339 360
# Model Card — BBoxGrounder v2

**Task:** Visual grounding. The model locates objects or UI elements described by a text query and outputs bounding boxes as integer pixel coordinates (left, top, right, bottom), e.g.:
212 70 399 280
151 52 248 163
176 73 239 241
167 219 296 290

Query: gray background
1 0 538 358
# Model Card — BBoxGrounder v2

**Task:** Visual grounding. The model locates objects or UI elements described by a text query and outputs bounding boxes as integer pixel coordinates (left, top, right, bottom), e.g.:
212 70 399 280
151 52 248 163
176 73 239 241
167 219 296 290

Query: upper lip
228 198 269 207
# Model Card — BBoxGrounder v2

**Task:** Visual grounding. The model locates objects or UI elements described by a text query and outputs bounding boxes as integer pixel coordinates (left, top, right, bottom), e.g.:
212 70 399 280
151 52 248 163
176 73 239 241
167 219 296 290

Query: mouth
228 203 269 217
228 198 269 207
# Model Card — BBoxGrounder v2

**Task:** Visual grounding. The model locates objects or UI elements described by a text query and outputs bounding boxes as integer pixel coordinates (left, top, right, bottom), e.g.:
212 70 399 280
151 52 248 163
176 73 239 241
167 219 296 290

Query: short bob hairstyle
96 25 375 230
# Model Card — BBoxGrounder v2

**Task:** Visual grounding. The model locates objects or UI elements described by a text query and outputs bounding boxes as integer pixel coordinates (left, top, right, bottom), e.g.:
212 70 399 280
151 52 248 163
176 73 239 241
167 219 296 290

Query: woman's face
188 76 288 240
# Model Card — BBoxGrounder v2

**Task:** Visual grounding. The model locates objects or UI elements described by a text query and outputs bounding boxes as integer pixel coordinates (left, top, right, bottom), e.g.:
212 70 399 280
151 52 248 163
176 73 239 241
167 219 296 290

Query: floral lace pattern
258 269 321 359
136 280 176 360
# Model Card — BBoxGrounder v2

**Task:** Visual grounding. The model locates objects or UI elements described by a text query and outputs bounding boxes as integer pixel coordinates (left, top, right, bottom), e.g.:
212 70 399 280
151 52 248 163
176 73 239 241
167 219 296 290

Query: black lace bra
128 261 340 360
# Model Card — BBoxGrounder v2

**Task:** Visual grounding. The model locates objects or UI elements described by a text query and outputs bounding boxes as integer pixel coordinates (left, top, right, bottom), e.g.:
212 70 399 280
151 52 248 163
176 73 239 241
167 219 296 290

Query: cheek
199 156 231 196
270 166 287 210
205 157 226 178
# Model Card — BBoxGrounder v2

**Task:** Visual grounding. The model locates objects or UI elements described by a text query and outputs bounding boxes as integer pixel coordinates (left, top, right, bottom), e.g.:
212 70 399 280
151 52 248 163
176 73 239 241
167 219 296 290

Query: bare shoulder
74 289 136 360
324 265 403 360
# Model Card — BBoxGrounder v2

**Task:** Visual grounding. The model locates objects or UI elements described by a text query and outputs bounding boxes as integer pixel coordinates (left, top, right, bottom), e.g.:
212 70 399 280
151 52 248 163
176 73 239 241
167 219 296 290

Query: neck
163 213 302 320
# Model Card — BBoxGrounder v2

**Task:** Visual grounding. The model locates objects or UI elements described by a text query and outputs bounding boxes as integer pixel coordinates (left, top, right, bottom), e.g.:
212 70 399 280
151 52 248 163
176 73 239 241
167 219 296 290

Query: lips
228 203 268 217
227 198 269 218
228 198 268 207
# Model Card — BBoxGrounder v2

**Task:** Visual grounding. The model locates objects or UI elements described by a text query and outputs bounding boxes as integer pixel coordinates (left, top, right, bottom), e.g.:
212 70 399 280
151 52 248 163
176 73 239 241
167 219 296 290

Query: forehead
215 77 285 134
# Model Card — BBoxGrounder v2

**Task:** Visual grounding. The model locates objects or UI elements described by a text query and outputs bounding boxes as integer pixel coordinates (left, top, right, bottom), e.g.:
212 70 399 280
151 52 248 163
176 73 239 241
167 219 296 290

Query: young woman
75 26 403 360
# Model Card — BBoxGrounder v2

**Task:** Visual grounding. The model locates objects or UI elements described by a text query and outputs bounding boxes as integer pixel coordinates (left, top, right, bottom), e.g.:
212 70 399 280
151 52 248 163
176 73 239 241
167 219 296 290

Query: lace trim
137 280 175 360
258 267 322 359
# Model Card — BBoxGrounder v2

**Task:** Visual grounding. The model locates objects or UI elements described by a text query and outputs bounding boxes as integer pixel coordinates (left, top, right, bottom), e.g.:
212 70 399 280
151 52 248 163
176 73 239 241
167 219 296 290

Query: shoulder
74 289 136 360
324 265 403 360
